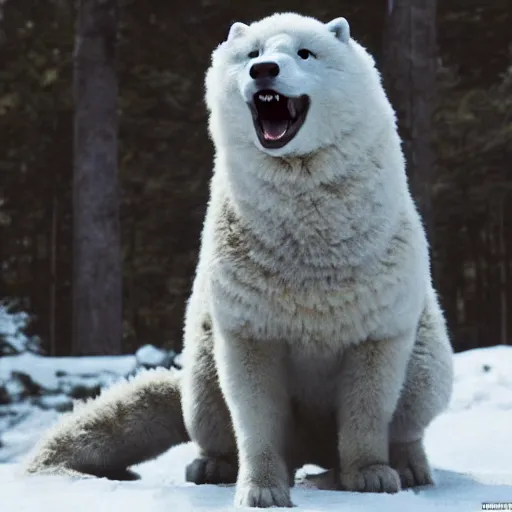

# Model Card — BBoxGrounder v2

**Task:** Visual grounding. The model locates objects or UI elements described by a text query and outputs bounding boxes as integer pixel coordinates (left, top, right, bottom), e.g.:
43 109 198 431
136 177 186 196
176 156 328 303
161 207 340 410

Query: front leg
214 330 293 508
337 334 413 493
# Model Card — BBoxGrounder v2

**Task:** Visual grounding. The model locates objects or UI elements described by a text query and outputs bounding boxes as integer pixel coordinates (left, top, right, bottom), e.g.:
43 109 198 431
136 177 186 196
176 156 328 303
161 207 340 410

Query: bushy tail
21 367 189 480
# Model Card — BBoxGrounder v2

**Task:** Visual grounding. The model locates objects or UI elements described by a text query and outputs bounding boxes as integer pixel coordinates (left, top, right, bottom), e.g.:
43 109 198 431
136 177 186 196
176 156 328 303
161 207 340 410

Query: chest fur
210 211 417 347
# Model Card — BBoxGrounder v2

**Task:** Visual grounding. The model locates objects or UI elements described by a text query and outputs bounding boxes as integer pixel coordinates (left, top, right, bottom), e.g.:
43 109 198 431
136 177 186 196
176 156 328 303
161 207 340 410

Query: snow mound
135 344 175 369
448 345 512 412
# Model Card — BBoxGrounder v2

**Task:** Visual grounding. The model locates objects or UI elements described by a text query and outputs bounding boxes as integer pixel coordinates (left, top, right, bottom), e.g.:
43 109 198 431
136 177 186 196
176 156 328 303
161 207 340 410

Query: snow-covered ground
0 352 136 462
1 345 512 511
0 303 40 355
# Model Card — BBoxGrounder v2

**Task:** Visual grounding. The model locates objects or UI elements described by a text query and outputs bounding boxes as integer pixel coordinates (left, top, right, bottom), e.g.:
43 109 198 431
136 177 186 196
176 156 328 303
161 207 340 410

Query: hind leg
182 314 238 485
389 291 453 489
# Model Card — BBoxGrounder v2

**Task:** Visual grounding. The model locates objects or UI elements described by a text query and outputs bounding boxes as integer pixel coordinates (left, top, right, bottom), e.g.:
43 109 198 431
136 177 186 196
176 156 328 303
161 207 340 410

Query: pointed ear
326 17 350 43
227 22 249 42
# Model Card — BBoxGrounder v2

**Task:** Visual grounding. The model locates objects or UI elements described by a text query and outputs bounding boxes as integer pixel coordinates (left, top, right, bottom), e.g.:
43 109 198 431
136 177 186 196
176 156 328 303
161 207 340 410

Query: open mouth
248 89 310 149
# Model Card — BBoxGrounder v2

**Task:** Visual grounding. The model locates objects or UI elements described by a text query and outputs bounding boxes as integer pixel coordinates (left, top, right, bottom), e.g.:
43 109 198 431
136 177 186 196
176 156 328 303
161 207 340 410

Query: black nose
249 61 280 80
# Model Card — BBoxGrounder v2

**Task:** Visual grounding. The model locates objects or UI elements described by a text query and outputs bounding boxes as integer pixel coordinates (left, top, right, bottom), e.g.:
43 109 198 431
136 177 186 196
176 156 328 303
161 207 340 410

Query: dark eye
297 49 315 60
248 50 259 59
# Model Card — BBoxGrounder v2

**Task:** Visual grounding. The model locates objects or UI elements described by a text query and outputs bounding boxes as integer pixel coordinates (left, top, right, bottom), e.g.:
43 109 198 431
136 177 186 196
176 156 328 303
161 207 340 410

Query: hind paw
186 456 237 485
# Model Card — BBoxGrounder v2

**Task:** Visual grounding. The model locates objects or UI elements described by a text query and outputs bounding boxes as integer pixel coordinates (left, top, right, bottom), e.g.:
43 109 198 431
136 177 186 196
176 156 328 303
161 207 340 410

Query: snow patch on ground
0 345 511 511
0 352 136 389
0 303 40 355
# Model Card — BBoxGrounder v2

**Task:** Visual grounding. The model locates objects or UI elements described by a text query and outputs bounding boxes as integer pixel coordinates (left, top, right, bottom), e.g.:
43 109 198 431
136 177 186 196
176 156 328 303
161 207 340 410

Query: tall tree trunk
49 194 58 356
72 0 122 355
498 196 507 345
382 0 437 242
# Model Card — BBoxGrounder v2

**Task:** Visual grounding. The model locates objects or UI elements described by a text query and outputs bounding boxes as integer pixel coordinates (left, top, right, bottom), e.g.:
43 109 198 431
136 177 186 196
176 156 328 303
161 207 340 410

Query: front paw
389 440 434 489
234 481 293 508
340 464 401 493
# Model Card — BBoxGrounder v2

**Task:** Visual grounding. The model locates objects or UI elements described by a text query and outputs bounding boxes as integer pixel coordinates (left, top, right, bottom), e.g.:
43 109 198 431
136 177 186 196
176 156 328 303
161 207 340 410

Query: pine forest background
0 0 511 356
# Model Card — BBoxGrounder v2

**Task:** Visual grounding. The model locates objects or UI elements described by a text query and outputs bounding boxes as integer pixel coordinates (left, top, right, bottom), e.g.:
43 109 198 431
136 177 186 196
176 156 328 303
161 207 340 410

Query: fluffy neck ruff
211 125 409 275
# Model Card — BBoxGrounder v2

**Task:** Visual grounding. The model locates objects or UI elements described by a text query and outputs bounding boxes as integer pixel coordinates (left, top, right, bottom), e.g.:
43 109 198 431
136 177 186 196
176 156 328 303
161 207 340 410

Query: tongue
260 120 289 140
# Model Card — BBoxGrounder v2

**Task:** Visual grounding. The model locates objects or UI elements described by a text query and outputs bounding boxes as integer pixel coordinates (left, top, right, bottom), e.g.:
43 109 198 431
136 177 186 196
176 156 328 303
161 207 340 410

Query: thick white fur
191 11 453 507
22 12 453 510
